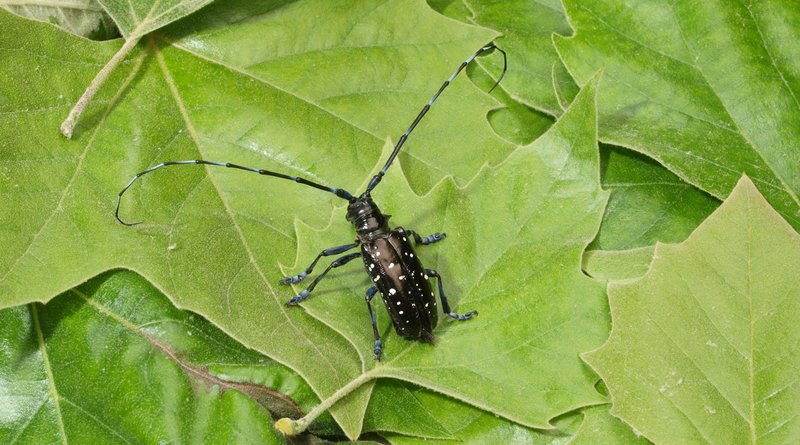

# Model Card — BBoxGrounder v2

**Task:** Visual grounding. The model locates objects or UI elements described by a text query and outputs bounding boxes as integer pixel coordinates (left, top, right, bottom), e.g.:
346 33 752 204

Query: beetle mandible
116 43 507 360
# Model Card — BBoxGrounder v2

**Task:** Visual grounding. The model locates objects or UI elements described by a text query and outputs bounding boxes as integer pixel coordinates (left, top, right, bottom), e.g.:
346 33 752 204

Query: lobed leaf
99 0 215 38
1 1 576 437
0 0 118 40
554 0 800 231
585 176 800 444
0 270 296 444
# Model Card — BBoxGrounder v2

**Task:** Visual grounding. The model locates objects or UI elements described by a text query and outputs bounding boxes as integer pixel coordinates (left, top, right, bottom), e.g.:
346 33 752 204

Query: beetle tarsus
287 290 310 305
448 310 477 321
280 272 307 285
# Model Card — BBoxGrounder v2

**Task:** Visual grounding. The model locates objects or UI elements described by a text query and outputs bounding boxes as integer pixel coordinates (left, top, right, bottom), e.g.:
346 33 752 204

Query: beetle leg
286 252 361 304
407 230 446 245
425 269 477 321
364 286 383 360
280 242 360 284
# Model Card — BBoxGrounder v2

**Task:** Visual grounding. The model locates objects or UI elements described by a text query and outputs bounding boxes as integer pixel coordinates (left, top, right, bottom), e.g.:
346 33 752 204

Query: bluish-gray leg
407 230 446 245
425 269 477 321
287 252 361 304
364 286 383 360
280 242 360 284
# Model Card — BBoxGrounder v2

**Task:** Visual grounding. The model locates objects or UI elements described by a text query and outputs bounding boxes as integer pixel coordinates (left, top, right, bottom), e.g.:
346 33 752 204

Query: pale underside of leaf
585 176 800 444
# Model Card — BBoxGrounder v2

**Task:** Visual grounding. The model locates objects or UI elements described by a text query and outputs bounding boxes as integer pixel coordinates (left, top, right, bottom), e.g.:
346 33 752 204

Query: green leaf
582 247 655 282
429 1 716 255
426 0 471 22
465 0 578 114
0 0 118 40
363 380 453 439
584 176 800 444
568 406 650 445
1 2 608 437
283 74 608 431
160 0 510 194
99 0 215 38
0 270 299 444
369 74 608 427
592 145 720 251
378 382 583 445
554 0 800 230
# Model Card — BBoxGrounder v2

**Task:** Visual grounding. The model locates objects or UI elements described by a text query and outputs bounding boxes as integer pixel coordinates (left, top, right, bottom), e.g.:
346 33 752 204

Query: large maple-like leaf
285 75 608 430
0 1 609 438
0 270 302 444
0 0 117 39
437 0 722 257
554 0 800 231
585 176 800 444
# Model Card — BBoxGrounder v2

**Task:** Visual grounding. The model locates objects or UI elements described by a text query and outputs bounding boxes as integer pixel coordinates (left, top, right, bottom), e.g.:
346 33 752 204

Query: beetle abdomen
362 227 437 341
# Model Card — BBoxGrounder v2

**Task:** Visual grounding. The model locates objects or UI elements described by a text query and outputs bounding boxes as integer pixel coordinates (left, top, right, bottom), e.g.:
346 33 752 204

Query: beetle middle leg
406 230 446 245
287 252 361 304
280 242 360 284
364 286 383 360
425 269 477 321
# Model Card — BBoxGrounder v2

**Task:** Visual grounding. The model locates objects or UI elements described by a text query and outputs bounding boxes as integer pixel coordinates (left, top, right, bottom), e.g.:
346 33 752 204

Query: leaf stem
275 368 379 436
60 36 141 138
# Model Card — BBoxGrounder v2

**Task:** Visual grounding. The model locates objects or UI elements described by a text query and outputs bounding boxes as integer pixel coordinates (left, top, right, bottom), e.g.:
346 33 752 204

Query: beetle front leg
406 230 446 245
425 269 477 321
280 242 360 284
364 286 383 360
286 252 361 304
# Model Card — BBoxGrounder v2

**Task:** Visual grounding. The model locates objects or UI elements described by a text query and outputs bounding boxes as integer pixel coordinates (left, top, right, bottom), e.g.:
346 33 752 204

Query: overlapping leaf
591 145 719 251
160 0 509 194
585 177 800 444
0 1 609 437
290 75 608 428
0 0 117 39
554 0 800 231
100 0 214 38
0 271 293 444
464 0 577 115
439 0 719 257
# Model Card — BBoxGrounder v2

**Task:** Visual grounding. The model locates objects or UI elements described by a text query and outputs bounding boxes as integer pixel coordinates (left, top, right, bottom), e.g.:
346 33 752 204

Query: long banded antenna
115 160 354 226
364 43 507 193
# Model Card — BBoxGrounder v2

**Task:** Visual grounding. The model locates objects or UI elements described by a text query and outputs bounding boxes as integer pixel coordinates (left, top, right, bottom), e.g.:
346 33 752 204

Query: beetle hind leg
425 269 477 321
365 286 383 360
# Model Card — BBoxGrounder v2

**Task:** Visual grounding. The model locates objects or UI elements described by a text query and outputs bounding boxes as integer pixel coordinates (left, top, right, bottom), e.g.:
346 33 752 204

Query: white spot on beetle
423 274 429 279
399 311 404 315
369 263 375 270
389 288 397 295
396 301 401 306
373 276 380 282
399 275 406 280
389 262 395 269
410 253 414 258
376 251 381 256
403 236 407 241
425 303 429 307
405 320 410 323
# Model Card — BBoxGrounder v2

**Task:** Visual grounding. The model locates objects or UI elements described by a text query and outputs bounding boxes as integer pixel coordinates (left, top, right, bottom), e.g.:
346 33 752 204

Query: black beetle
116 43 506 360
